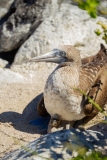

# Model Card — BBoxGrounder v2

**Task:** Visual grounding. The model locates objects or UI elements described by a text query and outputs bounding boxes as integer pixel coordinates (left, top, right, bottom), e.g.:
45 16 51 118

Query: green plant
95 21 107 44
71 150 107 160
74 88 107 119
74 0 100 18
73 0 107 43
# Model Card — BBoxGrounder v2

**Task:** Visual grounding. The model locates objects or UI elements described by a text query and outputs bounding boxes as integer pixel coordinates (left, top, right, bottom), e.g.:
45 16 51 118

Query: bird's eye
61 51 66 57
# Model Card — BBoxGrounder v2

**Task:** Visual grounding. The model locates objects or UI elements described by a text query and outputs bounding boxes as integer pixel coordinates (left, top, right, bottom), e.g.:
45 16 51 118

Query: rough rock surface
98 0 107 18
0 0 49 52
0 58 8 68
0 0 14 19
13 1 107 65
0 68 31 83
2 129 107 160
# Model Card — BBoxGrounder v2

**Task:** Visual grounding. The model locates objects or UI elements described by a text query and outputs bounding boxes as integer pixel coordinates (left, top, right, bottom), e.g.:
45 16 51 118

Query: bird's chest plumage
44 66 85 121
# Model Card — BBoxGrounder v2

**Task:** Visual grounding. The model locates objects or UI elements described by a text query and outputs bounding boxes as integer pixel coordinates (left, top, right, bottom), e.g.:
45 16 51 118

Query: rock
98 0 107 18
2 129 107 160
0 0 49 52
0 0 14 19
0 58 8 68
13 0 107 65
0 68 31 83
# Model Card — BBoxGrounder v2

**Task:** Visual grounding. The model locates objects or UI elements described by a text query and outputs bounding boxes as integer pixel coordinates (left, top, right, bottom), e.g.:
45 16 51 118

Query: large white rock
98 0 107 18
0 68 31 83
0 58 8 68
13 1 107 65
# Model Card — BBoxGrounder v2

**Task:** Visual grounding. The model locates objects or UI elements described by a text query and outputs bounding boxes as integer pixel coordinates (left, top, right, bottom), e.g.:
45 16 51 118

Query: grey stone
0 0 49 52
2 129 107 160
0 68 31 83
98 0 107 18
13 0 107 65
0 0 14 19
0 58 8 68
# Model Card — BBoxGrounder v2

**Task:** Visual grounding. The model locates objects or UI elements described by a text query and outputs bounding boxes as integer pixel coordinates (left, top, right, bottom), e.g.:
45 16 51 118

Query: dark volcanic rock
0 0 48 52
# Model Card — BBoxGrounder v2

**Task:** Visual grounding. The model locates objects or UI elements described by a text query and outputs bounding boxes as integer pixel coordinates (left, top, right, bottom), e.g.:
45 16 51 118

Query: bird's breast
44 66 85 121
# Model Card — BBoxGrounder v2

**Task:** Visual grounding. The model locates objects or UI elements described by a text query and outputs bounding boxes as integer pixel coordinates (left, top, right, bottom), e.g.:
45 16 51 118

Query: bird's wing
37 94 49 117
73 65 107 128
83 65 107 116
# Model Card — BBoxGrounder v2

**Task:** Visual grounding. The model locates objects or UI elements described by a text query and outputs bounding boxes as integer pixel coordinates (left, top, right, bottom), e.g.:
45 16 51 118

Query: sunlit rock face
0 0 107 65
13 0 107 65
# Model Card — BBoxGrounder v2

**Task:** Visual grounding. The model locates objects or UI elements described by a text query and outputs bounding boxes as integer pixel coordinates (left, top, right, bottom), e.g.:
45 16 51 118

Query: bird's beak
29 49 68 63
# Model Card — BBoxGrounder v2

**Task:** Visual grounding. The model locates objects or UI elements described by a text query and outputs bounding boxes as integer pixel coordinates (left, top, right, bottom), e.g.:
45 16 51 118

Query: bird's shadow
0 93 48 134
0 92 106 135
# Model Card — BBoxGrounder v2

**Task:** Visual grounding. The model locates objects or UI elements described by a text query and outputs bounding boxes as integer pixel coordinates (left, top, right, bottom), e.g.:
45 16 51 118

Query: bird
36 53 100 118
29 44 107 133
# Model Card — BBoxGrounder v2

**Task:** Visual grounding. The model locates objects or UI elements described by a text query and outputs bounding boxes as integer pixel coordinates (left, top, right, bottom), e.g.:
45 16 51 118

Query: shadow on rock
0 93 48 134
2 128 107 160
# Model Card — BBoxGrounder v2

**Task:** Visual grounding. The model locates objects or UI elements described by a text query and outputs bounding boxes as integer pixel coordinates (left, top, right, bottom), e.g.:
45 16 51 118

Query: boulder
0 0 14 19
2 129 107 160
0 0 49 52
13 0 107 65
98 0 107 18
0 58 8 68
0 68 31 83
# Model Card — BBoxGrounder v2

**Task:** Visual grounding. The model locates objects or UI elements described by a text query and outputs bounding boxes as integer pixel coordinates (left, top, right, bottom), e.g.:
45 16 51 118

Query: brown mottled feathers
82 55 95 64
74 65 107 128
84 66 107 116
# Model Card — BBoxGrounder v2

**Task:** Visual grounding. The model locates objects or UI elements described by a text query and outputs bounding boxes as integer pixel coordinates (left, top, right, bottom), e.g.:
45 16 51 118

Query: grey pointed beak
29 49 68 64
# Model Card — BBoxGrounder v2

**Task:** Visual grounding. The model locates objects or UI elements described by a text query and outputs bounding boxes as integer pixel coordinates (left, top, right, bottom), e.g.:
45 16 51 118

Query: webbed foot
29 115 50 131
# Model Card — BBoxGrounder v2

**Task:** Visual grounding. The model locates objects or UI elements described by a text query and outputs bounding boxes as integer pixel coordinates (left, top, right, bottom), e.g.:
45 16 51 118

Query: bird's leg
48 120 75 133
47 115 61 133
50 114 61 127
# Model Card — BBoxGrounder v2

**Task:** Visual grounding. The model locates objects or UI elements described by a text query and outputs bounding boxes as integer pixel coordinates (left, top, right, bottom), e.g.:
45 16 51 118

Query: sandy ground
0 64 107 158
0 63 53 158
0 82 43 158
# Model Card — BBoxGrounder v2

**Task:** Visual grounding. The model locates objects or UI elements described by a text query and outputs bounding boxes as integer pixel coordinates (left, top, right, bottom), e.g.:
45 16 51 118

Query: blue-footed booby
30 44 107 132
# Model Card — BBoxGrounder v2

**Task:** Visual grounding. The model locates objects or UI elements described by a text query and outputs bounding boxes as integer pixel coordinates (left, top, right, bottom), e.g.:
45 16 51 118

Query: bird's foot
50 114 61 127
50 118 61 127
47 120 75 133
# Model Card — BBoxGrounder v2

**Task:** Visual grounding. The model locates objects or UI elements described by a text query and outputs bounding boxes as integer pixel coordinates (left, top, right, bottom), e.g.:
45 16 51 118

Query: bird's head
29 45 81 66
